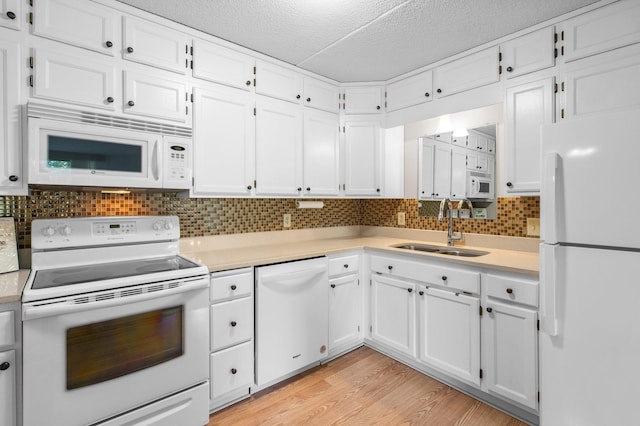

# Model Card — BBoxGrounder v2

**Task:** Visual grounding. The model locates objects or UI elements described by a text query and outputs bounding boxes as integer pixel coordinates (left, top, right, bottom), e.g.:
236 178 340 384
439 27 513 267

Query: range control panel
32 216 180 249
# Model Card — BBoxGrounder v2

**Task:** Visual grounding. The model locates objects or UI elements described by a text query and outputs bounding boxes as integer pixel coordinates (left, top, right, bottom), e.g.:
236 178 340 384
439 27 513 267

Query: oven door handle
22 278 209 321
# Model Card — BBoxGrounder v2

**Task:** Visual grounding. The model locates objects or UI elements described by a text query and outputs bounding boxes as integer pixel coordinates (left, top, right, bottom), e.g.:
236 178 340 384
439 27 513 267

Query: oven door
22 276 210 426
28 117 163 189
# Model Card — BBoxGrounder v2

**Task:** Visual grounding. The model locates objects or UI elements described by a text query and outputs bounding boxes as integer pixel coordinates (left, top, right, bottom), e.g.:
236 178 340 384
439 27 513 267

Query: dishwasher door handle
259 266 327 287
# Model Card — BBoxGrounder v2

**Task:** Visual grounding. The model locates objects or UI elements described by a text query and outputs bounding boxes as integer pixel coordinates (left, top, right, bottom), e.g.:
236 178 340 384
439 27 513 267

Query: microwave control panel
164 138 192 189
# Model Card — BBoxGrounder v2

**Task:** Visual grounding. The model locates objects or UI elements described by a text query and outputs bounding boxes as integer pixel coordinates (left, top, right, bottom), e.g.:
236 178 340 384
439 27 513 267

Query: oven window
479 181 490 192
66 306 183 390
48 135 143 172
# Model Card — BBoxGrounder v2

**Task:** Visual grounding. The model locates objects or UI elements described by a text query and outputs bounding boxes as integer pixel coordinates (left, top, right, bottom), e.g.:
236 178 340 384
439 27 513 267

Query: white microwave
467 171 494 200
28 116 192 190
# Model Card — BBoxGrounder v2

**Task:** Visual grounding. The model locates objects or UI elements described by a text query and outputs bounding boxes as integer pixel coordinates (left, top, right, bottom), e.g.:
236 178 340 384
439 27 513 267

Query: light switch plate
527 218 540 237
283 214 291 228
397 212 406 226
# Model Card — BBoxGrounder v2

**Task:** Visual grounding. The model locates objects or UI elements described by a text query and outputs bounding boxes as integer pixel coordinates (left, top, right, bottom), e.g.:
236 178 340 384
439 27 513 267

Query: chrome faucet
438 198 463 246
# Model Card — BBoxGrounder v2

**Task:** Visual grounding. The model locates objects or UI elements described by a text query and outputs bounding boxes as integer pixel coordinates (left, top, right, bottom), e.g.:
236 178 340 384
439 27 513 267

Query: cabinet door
192 39 254 91
329 275 361 350
343 121 381 196
562 0 640 63
450 147 467 200
343 86 384 114
370 275 415 356
562 44 640 120
505 77 554 193
193 85 254 196
0 39 23 194
303 110 340 196
433 143 451 199
418 138 435 200
255 60 302 104
303 77 340 114
32 0 117 55
467 132 488 152
210 341 253 400
255 97 303 195
433 46 500 98
418 287 480 386
0 0 21 31
501 27 555 79
123 70 188 123
0 350 16 426
483 301 538 410
210 298 253 352
123 16 189 74
386 71 433 112
33 48 116 110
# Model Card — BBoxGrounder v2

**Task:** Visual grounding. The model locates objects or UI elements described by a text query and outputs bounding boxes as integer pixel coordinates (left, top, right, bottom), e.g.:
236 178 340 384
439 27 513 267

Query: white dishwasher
255 257 329 387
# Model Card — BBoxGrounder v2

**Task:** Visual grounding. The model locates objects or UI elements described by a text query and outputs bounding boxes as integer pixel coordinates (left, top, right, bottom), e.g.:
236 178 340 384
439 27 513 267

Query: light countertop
0 269 30 304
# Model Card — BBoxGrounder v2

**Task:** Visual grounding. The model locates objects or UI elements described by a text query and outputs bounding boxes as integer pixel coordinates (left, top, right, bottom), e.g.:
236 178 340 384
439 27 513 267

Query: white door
418 286 480 386
32 0 117 55
433 46 500 98
343 121 381 196
500 26 555 79
32 48 116 111
562 44 640 120
192 85 254 196
192 39 254 91
255 97 302 196
370 275 415 356
0 350 15 426
210 341 253 400
343 86 384 114
418 138 435 200
123 16 189 74
0 39 23 194
0 0 21 31
483 301 538 409
386 71 433 112
505 77 554 194
303 110 340 196
433 143 451 199
450 146 467 200
123 70 188 123
303 77 340 113
255 60 302 104
329 275 361 350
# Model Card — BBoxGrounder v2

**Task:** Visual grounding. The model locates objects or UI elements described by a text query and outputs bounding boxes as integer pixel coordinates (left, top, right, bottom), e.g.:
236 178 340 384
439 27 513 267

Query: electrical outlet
283 214 291 228
527 218 540 237
397 212 406 226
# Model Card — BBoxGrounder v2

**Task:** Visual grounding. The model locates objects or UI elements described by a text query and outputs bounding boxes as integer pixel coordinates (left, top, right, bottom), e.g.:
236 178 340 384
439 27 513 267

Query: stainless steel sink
392 243 489 257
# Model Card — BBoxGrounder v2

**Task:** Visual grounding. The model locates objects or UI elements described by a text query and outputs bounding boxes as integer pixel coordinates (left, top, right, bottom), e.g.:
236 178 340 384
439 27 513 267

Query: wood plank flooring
208 346 528 426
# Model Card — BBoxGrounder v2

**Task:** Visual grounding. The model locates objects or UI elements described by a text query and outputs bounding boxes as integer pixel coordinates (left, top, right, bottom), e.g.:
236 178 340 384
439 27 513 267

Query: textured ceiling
117 0 602 82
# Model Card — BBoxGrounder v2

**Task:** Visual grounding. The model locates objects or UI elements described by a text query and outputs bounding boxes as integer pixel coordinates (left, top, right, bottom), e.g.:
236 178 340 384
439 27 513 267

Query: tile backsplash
0 191 538 249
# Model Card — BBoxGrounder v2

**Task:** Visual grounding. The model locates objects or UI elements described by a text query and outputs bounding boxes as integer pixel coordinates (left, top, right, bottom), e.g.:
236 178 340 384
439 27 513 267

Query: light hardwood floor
208 346 528 425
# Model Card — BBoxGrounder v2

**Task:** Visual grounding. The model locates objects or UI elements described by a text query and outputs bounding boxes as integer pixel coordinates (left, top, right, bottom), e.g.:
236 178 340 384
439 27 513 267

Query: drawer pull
486 307 493 313
0 362 9 371
330 283 336 288
388 265 393 271
230 321 237 327
418 290 424 296
230 284 237 290
506 288 513 294
441 276 448 281
230 368 237 375
343 264 349 268
407 288 413 293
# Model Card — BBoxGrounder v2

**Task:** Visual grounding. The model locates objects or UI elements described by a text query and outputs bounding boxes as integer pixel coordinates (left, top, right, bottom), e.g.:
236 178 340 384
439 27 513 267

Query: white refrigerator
539 108 640 425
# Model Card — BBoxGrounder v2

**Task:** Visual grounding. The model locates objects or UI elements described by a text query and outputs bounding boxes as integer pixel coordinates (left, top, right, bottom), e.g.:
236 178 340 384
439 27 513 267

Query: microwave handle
151 139 159 181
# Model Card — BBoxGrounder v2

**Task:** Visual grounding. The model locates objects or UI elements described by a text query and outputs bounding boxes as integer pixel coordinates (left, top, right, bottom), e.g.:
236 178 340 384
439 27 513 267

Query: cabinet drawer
211 297 253 351
328 254 360 277
0 311 14 348
211 271 253 302
486 274 538 307
210 341 253 400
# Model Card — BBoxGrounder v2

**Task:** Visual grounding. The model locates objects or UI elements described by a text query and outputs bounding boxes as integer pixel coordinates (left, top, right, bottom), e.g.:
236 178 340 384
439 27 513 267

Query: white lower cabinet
209 268 254 411
328 254 362 354
370 274 415 356
0 350 15 426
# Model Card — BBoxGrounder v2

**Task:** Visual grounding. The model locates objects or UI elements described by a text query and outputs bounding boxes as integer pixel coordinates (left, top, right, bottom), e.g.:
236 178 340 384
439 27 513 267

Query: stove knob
59 225 72 236
153 222 162 231
164 221 174 231
42 226 56 237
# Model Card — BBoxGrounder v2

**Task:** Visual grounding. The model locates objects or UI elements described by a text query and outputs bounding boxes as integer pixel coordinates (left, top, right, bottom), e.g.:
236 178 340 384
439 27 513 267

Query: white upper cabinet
562 0 640 63
418 138 435 200
386 70 433 112
0 0 21 31
255 97 303 196
32 0 118 55
303 110 340 196
418 138 451 200
505 77 555 194
433 46 500 98
303 77 340 114
255 60 302 104
450 146 467 200
0 39 23 194
343 86 384 114
500 27 556 79
192 39 254 91
32 48 116 111
343 120 381 196
122 16 189 74
123 70 189 123
192 85 254 196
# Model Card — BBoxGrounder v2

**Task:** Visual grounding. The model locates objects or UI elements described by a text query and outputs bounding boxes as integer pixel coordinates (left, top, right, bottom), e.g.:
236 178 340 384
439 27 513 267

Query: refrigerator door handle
542 152 559 244
540 244 559 336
